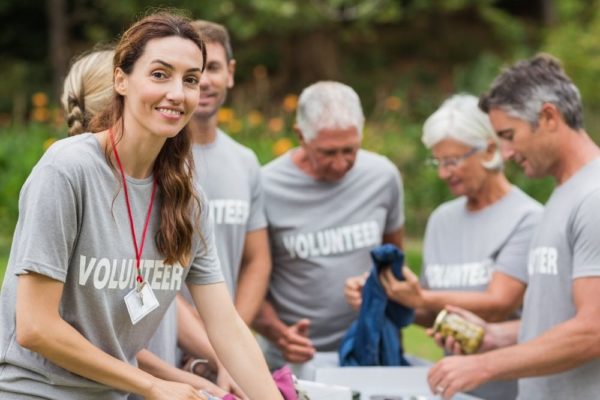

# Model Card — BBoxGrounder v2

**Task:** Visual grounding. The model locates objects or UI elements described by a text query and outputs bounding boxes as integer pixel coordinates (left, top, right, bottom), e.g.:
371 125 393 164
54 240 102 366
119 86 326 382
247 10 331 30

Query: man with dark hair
187 20 270 324
170 20 271 393
428 54 600 400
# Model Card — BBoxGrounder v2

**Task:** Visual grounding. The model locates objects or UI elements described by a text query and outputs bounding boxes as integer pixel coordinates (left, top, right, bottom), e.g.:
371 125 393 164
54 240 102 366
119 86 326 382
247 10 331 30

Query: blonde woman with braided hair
61 49 115 136
0 11 282 400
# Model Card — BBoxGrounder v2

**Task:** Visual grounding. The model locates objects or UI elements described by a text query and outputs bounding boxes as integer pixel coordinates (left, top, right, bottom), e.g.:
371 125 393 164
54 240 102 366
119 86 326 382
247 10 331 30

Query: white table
315 367 482 400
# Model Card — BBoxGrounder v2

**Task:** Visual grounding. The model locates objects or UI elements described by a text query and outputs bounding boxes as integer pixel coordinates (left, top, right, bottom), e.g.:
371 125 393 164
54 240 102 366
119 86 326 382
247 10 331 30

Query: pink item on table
272 365 298 400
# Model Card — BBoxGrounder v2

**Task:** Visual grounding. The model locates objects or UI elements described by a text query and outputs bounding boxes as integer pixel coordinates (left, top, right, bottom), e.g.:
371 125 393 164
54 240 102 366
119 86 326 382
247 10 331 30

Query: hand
180 357 230 397
426 305 499 355
198 380 230 399
380 266 424 308
145 378 207 400
344 272 368 310
216 367 247 399
427 354 491 400
276 319 316 363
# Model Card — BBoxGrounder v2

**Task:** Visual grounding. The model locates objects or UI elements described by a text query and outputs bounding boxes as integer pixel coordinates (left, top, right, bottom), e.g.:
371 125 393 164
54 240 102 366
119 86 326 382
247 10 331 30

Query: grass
0 236 8 284
402 238 443 362
404 324 443 362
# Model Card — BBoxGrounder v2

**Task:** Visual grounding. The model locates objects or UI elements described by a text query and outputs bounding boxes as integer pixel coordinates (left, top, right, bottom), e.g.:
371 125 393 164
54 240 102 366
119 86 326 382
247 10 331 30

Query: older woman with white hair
345 94 542 400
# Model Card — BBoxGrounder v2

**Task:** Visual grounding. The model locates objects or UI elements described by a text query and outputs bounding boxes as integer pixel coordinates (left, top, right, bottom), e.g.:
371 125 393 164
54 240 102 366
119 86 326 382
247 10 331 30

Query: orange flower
31 107 49 122
52 108 65 126
282 94 298 113
272 137 294 156
217 107 234 124
247 111 264 127
43 137 57 150
385 96 402 112
268 117 284 133
227 118 243 134
253 65 267 80
32 92 49 108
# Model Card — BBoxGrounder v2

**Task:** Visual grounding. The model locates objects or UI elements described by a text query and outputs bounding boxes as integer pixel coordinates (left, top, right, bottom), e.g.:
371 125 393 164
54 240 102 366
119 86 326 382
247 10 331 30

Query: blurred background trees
0 0 598 245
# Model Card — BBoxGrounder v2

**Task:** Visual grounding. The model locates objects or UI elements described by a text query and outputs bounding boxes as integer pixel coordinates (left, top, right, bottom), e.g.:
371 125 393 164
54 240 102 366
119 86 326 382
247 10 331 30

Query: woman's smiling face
114 35 203 140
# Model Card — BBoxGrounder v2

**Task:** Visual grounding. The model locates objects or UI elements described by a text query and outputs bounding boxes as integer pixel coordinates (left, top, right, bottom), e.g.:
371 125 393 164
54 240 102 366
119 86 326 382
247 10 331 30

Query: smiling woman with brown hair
0 11 282 400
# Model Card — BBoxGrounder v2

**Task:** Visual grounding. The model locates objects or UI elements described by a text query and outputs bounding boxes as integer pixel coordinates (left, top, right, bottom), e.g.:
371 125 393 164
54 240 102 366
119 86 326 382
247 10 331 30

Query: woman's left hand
216 367 247 400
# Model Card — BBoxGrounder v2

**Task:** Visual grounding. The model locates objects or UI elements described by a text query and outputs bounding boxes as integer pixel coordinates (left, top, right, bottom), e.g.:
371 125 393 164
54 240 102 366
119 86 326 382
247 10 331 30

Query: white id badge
124 282 159 325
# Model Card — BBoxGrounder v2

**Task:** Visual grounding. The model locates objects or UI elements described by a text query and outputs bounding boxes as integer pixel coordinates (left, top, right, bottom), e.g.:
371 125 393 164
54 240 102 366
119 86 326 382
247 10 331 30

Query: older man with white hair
253 81 405 374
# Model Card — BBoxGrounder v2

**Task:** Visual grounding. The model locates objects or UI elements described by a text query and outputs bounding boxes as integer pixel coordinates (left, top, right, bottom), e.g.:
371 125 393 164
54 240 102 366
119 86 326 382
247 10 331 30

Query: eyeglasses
426 147 481 169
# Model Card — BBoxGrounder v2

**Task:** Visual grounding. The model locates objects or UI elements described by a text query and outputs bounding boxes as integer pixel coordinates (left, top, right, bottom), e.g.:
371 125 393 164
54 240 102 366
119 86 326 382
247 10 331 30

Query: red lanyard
109 129 157 286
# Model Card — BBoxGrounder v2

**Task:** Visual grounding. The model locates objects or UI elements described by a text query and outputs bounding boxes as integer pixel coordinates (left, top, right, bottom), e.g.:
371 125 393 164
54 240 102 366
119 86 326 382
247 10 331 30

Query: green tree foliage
0 0 561 241
543 0 600 140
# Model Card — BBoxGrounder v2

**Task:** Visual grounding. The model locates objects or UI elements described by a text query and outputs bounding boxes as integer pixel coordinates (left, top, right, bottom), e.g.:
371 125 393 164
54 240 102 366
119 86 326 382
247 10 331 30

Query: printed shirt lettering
78 255 184 291
527 246 559 276
425 259 493 288
282 221 380 259
209 199 250 225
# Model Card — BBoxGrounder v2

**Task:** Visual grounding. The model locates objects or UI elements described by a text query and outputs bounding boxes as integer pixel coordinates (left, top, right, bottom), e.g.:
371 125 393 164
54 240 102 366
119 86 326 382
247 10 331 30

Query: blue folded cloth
339 244 415 366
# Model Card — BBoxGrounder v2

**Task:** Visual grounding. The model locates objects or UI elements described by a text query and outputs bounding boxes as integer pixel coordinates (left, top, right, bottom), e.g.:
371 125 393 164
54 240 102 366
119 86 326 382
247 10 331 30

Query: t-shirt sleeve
14 165 79 282
494 208 542 284
186 191 225 285
245 159 267 232
571 189 600 279
384 165 405 233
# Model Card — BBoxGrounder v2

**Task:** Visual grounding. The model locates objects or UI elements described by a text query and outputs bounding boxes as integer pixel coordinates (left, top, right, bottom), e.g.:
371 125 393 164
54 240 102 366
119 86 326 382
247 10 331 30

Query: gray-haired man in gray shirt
428 54 600 400
254 81 405 374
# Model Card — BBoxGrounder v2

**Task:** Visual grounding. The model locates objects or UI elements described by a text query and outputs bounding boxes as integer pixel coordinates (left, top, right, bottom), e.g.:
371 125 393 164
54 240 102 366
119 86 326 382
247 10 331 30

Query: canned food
432 309 484 354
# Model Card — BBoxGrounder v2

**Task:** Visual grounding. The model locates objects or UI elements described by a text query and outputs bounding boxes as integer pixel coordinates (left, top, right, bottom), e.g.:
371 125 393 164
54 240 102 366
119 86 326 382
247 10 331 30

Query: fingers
344 275 365 310
446 335 463 355
293 319 310 337
428 355 487 399
380 267 423 308
279 321 316 362
428 359 455 399
445 305 485 326
402 265 418 283
278 339 315 362
380 268 398 292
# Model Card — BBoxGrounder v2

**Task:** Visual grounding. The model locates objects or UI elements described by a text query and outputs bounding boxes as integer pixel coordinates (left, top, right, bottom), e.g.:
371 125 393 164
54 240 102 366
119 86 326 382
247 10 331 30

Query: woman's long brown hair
90 12 207 266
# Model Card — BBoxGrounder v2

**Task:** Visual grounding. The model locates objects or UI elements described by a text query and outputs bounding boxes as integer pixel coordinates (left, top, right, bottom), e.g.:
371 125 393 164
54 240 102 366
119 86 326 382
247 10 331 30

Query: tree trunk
47 0 69 102
540 0 556 25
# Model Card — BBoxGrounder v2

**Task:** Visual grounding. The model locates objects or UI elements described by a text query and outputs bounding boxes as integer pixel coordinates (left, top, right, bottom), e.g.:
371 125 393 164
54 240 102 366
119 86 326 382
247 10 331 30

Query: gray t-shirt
148 129 266 369
422 186 542 290
262 149 405 351
0 134 223 400
192 129 266 294
422 186 542 400
146 300 178 366
517 158 600 400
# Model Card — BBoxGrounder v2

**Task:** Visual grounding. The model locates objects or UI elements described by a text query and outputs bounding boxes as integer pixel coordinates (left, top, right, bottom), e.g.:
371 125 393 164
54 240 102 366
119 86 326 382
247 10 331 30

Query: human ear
484 139 497 159
293 124 307 146
539 103 560 131
227 59 236 89
113 68 128 96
